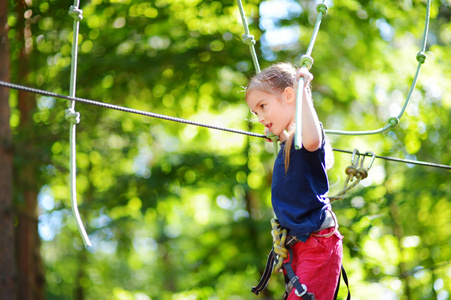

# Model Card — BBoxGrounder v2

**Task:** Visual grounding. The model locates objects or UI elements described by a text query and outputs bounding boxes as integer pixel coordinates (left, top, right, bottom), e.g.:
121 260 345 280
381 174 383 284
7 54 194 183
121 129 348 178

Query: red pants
284 228 343 300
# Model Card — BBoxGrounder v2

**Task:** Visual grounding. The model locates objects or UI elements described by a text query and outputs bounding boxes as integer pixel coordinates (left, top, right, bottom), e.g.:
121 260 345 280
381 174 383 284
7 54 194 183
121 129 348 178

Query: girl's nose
258 115 265 123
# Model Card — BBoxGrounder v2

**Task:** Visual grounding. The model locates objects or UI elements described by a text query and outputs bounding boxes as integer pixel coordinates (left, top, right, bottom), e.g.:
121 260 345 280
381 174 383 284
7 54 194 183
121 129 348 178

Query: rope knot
297 55 314 70
69 5 84 21
416 51 427 64
388 117 399 128
241 33 256 46
271 218 288 273
316 3 328 15
65 109 80 124
357 168 368 179
345 165 357 177
266 132 279 142
273 235 288 259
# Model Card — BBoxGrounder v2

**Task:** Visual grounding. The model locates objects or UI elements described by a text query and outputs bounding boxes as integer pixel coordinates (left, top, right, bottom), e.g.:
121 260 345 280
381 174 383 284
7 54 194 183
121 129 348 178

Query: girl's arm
295 68 322 151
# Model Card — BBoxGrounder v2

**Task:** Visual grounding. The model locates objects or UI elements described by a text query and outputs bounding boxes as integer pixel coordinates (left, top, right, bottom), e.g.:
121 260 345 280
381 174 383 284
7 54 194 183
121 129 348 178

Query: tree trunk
389 196 411 299
0 0 17 299
13 0 45 299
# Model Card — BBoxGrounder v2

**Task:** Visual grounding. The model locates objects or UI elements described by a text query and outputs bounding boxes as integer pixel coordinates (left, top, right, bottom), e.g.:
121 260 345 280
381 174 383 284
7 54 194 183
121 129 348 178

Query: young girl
246 62 343 300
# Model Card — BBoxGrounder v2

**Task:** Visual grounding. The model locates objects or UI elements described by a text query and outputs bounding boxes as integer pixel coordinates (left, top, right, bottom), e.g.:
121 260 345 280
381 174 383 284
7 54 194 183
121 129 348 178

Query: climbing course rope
333 148 450 170
237 0 283 162
236 0 431 139
324 0 431 136
236 0 328 149
236 0 261 74
0 80 267 139
2 79 448 171
67 1 91 247
294 1 328 149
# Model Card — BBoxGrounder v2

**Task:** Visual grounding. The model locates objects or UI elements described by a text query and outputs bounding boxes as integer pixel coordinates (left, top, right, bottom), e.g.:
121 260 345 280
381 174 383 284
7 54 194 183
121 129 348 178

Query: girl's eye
260 104 266 110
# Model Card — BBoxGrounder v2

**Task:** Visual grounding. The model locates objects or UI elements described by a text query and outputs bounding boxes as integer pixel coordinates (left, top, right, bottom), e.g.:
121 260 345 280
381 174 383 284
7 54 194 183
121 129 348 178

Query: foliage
7 0 451 299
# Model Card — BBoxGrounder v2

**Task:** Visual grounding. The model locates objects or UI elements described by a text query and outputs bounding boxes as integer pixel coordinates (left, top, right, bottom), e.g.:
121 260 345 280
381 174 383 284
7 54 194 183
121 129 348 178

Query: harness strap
251 234 298 295
283 247 316 300
251 248 275 295
333 265 351 300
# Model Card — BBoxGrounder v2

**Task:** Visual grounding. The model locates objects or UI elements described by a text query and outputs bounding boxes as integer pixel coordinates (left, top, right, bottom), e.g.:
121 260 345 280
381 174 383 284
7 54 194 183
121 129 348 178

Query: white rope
67 1 91 247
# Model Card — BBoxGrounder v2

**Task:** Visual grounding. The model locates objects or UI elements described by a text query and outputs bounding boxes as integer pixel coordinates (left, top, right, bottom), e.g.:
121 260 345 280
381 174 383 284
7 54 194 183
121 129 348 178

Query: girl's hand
293 67 314 91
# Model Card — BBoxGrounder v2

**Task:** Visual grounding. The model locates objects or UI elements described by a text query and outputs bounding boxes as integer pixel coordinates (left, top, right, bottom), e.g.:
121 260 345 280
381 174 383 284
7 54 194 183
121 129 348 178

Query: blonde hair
245 62 296 96
245 62 334 172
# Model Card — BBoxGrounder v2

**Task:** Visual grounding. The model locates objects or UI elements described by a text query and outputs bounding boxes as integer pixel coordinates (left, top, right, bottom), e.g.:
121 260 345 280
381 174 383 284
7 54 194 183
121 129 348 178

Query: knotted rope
236 0 260 73
271 218 288 273
67 0 91 247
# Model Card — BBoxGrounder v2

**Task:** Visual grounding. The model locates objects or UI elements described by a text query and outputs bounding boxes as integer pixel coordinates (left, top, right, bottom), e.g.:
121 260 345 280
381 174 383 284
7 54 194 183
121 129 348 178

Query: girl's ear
283 87 296 104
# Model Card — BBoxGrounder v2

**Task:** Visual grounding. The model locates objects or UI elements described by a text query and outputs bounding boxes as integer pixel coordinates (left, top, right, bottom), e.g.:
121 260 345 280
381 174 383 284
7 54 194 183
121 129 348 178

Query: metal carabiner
360 151 376 171
350 149 359 167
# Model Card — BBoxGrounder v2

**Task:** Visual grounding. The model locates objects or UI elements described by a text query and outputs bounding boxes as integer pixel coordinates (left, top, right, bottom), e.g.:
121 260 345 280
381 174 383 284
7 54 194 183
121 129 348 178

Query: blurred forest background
1 0 450 299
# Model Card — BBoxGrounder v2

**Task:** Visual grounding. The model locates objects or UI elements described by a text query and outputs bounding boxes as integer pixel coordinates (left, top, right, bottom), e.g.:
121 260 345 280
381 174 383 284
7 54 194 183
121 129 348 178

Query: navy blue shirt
271 138 331 242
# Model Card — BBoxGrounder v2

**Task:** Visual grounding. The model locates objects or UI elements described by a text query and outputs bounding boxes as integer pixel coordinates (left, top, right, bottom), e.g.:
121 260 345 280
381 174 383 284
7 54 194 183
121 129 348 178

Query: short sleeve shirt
271 138 331 241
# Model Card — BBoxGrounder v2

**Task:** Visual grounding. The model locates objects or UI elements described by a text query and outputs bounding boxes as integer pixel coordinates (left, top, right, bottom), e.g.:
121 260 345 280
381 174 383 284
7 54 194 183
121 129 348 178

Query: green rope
325 0 431 136
67 1 91 248
236 0 431 140
295 2 327 149
236 0 327 149
265 132 279 160
236 0 261 74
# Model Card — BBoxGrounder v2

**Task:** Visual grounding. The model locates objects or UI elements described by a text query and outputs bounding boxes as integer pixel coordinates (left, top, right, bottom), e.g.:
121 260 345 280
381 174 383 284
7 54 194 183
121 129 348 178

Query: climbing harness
329 149 376 202
252 218 350 300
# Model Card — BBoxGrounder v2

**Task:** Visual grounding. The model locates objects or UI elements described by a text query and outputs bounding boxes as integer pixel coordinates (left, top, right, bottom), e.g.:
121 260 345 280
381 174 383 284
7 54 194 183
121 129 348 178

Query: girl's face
246 87 296 136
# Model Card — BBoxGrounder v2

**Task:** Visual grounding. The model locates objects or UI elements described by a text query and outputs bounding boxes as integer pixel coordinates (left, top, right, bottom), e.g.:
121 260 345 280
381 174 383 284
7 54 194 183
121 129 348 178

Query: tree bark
0 0 17 299
13 0 45 299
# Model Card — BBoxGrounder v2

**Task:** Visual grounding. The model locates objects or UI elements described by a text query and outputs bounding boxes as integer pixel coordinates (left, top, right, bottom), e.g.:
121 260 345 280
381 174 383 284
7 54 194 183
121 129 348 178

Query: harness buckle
294 282 307 297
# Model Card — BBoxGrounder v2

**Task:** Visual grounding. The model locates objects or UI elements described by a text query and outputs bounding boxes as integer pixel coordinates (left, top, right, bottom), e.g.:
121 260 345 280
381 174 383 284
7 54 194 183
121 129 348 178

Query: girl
246 62 343 300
